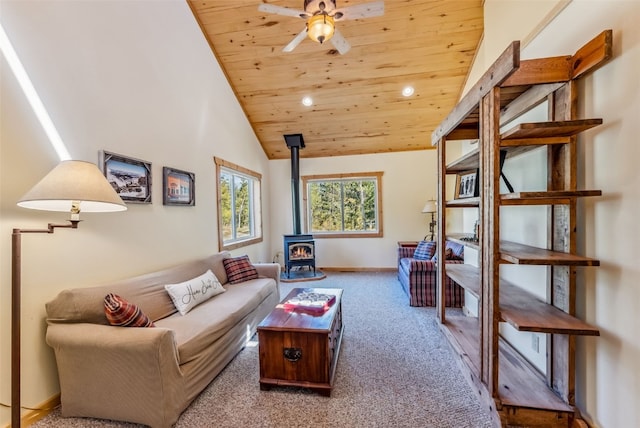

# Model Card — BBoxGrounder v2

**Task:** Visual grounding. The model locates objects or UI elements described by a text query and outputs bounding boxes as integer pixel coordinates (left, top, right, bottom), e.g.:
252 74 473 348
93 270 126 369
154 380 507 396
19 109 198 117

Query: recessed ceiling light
302 96 313 106
402 86 415 97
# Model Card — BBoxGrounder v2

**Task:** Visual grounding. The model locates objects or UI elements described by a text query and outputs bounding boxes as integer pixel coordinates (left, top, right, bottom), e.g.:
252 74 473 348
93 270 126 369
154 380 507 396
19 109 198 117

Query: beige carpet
33 272 493 428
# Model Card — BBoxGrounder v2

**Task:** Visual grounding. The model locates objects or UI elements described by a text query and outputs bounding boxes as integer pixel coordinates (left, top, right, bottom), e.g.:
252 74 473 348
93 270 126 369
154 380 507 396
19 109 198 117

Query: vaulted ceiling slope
188 1 483 159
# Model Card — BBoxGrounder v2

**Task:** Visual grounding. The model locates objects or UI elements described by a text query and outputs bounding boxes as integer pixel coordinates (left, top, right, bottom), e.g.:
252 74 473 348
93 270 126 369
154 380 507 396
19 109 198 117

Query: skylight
0 23 71 161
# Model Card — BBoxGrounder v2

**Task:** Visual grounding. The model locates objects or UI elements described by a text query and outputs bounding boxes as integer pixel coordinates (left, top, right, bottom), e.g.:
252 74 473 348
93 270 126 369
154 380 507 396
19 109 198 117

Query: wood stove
282 134 317 278
283 234 315 278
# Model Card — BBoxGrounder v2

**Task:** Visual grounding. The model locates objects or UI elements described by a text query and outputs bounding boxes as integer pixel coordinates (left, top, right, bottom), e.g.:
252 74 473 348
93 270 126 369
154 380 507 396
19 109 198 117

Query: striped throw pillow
104 293 154 327
413 241 436 260
223 255 259 284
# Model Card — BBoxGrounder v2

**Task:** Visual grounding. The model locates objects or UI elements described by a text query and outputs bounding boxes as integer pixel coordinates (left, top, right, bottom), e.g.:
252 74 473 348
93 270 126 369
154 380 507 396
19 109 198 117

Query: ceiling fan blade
330 29 351 55
283 28 308 52
258 3 309 18
333 1 384 21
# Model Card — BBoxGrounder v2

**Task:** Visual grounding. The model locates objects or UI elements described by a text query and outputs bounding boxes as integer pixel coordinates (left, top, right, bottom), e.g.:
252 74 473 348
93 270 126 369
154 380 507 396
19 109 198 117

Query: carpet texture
32 272 493 428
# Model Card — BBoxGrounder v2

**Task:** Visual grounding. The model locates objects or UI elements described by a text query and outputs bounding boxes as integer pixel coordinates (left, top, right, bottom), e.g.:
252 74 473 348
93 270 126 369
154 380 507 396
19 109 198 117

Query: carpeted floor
32 271 493 428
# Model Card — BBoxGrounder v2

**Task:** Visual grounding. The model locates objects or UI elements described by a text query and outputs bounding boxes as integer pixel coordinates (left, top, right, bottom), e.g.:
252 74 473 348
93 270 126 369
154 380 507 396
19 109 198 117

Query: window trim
302 171 383 238
214 157 263 251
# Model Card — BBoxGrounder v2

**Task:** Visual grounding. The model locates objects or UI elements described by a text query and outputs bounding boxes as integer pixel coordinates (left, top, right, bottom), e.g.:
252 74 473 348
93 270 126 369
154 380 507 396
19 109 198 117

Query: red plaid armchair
397 244 465 307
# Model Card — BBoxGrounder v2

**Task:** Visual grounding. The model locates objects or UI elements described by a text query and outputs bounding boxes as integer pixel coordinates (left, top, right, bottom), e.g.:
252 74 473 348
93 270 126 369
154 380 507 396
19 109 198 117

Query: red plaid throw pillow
223 255 259 284
104 293 155 327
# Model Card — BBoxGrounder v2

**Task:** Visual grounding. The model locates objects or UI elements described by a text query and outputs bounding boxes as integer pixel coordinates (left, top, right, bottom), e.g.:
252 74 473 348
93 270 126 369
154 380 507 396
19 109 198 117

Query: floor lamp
421 200 437 241
11 160 126 427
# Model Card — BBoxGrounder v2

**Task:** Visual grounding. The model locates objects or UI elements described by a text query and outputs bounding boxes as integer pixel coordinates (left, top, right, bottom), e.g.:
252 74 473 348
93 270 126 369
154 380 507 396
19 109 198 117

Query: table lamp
11 160 126 427
421 200 437 241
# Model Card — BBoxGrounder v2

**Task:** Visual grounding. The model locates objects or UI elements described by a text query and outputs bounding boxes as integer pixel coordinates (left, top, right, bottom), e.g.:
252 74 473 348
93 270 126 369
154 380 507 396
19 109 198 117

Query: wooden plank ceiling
187 0 483 159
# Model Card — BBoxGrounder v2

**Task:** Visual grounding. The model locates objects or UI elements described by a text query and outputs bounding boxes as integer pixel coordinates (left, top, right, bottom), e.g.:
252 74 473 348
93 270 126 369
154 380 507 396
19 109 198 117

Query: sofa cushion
165 270 226 316
223 255 259 284
413 241 436 260
155 277 276 364
104 293 155 327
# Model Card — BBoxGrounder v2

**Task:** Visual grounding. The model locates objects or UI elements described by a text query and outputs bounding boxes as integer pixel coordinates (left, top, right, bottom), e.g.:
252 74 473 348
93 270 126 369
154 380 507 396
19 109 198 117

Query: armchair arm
408 259 437 272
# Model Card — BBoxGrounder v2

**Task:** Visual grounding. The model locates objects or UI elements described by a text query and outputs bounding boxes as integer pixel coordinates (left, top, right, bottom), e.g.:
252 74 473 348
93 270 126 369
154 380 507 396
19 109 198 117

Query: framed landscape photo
101 151 152 203
455 169 479 199
163 166 195 206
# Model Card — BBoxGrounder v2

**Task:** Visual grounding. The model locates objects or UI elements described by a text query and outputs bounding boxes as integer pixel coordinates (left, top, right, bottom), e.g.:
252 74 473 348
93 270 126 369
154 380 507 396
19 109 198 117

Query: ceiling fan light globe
307 14 335 44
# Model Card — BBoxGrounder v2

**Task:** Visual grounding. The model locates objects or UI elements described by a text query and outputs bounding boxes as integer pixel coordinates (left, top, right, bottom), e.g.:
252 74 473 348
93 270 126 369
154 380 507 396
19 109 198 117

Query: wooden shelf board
445 264 598 335
501 119 603 140
501 190 602 200
442 120 601 171
500 240 600 266
500 279 600 336
440 315 481 375
446 147 480 173
500 190 602 205
501 136 571 147
441 316 575 413
445 264 480 299
447 233 480 250
446 197 480 208
498 340 574 412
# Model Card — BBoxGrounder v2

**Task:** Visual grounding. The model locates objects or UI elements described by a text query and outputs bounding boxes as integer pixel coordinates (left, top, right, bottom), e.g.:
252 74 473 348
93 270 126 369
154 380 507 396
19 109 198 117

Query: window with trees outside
302 172 383 238
214 157 262 250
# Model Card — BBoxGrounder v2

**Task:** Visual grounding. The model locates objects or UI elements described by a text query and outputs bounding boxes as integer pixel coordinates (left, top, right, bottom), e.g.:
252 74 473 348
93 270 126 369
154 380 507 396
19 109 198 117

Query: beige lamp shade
17 160 127 213
421 200 437 213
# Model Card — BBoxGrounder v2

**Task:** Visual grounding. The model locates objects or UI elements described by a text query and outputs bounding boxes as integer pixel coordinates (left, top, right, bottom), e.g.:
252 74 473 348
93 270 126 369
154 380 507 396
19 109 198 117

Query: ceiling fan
258 0 384 55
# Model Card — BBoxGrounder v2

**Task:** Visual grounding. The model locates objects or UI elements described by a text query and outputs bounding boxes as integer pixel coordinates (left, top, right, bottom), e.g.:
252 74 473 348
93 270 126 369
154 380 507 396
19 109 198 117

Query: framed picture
455 169 479 199
163 167 195 206
101 151 152 203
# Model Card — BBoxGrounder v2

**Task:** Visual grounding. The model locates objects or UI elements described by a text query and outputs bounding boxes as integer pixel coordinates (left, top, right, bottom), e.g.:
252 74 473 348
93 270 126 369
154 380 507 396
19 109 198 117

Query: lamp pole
12 222 79 427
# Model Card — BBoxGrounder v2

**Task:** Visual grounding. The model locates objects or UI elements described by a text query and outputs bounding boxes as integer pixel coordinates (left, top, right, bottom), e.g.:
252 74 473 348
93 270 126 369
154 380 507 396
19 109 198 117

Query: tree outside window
214 157 262 250
303 172 383 238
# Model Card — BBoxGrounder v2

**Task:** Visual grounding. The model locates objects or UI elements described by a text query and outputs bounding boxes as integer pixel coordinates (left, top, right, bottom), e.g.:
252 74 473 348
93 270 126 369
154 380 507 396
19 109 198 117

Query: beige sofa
45 251 280 428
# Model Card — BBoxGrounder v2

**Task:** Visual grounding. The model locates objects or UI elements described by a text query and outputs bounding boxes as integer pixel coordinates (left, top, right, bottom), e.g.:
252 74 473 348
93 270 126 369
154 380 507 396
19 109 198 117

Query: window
302 172 383 238
214 157 262 250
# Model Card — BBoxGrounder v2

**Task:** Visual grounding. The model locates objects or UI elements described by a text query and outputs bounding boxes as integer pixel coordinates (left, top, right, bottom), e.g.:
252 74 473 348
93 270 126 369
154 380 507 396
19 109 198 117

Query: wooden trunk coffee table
258 287 343 396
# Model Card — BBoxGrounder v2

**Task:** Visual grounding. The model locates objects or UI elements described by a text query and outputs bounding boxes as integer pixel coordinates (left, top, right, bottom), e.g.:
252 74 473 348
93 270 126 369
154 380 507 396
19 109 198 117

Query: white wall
0 1 273 424
468 1 640 426
8 0 632 426
269 150 438 269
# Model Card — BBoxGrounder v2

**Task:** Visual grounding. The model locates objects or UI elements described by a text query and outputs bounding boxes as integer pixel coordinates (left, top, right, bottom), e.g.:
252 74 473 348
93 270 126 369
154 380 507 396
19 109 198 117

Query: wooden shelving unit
433 30 612 427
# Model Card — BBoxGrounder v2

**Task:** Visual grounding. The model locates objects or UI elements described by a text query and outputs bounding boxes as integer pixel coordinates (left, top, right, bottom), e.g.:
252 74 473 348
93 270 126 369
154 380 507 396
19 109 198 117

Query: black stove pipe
284 134 305 235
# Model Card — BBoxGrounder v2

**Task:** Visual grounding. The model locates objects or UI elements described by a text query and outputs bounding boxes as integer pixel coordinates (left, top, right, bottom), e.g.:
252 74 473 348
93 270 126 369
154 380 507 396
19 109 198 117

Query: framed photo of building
455 169 479 199
163 166 195 206
100 151 152 203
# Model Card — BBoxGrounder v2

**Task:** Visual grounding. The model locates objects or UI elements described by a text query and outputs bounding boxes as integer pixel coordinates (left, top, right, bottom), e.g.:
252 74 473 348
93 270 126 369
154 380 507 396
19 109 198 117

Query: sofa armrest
254 262 281 285
46 323 185 427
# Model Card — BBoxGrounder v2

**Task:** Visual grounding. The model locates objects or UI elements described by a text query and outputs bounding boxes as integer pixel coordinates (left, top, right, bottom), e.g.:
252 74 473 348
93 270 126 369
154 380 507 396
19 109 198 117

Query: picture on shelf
163 167 195 206
455 169 479 199
455 169 480 199
100 151 152 203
